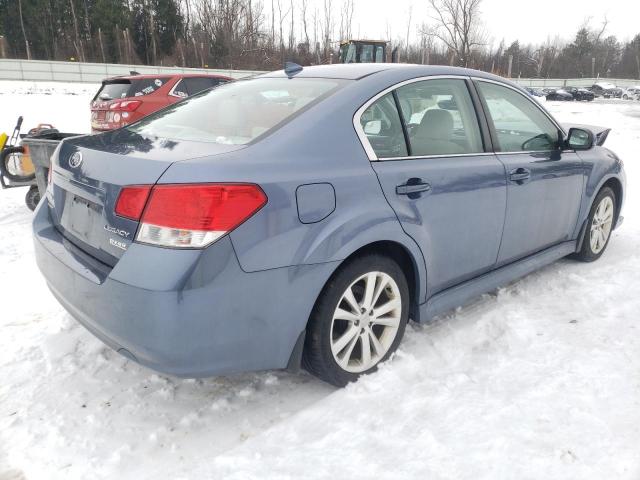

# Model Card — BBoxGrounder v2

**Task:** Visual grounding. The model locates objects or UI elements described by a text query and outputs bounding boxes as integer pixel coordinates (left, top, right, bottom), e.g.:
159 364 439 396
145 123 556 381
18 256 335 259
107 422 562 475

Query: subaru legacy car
34 64 626 387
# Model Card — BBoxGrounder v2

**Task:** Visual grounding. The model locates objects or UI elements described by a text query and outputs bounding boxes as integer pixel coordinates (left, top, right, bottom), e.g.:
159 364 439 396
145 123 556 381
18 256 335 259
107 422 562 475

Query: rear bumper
33 201 339 377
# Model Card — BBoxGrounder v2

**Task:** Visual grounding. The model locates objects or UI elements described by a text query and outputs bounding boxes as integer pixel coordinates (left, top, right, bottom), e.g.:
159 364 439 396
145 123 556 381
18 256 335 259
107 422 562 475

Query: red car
90 73 233 132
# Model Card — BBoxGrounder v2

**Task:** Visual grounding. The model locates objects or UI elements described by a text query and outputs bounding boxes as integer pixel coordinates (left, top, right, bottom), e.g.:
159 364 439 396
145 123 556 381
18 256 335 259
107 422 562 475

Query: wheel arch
576 174 624 252
600 177 623 227
287 238 425 373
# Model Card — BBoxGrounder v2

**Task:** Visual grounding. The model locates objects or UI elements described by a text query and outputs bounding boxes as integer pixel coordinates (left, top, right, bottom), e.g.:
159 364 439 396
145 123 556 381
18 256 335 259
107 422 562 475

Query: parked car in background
90 73 233 133
590 82 622 98
565 87 595 101
524 87 545 97
35 64 626 387
622 86 640 100
545 88 574 101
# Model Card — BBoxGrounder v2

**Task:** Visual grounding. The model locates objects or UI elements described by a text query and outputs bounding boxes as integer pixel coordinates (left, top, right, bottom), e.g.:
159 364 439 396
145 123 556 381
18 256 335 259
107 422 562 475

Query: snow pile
1 83 639 480
0 81 97 136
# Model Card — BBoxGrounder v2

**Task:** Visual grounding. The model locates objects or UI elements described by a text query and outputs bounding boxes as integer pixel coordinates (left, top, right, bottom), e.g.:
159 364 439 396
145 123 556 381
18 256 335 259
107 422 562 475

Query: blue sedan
33 64 626 386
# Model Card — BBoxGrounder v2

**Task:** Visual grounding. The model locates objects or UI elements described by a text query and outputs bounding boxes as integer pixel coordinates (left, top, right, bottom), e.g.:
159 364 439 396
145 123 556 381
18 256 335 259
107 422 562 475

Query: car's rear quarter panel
159 76 430 304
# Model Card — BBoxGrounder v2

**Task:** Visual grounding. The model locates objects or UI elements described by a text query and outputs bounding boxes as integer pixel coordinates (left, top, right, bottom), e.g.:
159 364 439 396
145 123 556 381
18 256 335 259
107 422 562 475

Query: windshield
127 77 344 144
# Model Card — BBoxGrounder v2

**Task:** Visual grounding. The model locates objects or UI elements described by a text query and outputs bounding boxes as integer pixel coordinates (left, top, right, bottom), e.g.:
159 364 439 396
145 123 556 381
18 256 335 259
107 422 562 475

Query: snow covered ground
1 82 639 480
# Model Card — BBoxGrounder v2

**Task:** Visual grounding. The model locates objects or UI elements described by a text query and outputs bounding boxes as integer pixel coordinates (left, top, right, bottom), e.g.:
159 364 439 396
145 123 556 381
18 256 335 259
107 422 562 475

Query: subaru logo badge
69 152 83 168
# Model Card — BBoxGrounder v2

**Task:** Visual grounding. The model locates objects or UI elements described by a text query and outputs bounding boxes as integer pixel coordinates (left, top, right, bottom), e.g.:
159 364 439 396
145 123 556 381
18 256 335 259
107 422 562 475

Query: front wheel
303 254 409 387
573 187 616 262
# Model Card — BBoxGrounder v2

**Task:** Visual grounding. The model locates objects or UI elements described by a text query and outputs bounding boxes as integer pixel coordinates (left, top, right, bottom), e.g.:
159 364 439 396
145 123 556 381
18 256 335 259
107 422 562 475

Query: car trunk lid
48 130 245 266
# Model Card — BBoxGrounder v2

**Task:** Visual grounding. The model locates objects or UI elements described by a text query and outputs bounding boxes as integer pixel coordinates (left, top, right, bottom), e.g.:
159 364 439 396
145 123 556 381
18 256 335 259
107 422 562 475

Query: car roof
260 63 509 82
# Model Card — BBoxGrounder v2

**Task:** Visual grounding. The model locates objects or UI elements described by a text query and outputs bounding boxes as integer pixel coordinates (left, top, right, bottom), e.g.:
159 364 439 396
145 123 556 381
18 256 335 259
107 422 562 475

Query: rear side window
477 81 559 152
395 79 483 156
128 78 344 144
184 77 227 95
359 93 408 158
130 77 171 97
96 77 171 100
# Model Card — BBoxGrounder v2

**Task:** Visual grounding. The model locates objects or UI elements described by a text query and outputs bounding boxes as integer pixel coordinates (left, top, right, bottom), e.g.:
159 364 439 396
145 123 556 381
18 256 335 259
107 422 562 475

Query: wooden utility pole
507 55 513 78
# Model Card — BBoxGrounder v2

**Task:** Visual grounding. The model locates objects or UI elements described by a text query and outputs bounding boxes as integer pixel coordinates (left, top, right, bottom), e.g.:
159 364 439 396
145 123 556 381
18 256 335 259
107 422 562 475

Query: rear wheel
303 254 409 387
573 187 616 262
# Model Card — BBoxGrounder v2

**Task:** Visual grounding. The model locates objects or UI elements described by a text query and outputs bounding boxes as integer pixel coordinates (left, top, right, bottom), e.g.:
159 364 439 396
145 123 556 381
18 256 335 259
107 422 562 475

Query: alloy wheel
330 271 402 373
590 196 614 254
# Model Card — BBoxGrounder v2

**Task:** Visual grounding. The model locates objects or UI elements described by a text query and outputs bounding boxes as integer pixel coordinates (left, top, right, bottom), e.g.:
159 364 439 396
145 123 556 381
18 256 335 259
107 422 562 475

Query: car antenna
284 62 303 78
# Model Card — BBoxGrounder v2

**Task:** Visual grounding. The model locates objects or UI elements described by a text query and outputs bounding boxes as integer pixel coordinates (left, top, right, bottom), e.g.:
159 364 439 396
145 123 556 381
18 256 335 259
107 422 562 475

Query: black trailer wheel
25 185 41 211
1 146 35 182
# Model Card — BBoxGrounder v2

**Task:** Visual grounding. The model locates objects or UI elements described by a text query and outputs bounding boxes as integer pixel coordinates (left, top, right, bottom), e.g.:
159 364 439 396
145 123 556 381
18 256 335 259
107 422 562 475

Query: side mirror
363 120 382 135
566 127 594 150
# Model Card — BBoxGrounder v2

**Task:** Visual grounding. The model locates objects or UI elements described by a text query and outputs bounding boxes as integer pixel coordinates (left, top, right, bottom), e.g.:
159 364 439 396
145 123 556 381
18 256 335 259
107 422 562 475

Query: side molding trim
419 240 577 322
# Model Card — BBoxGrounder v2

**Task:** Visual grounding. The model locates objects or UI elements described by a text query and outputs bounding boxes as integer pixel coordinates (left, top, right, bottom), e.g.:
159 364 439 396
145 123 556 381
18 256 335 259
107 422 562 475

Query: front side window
477 81 560 152
359 93 408 158
128 78 344 144
395 79 483 156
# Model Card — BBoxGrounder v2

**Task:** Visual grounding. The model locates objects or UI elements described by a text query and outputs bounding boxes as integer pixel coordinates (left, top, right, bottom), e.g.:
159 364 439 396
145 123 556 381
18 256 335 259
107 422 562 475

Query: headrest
418 109 454 139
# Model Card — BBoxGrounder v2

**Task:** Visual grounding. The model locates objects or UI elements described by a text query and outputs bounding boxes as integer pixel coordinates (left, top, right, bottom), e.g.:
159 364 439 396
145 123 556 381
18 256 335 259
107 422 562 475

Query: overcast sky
316 0 640 46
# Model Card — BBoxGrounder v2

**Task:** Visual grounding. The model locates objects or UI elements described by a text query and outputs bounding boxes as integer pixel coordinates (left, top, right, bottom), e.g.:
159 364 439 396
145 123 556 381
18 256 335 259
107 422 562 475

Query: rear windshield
126 77 345 144
96 77 171 100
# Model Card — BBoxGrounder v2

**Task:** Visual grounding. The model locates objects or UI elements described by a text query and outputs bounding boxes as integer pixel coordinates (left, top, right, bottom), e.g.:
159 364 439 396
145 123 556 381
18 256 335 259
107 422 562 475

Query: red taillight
142 184 266 231
115 183 266 248
115 185 152 220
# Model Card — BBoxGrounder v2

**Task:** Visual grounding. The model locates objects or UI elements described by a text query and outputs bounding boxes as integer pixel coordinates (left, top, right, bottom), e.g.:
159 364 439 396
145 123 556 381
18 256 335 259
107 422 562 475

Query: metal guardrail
0 59 264 83
513 77 640 89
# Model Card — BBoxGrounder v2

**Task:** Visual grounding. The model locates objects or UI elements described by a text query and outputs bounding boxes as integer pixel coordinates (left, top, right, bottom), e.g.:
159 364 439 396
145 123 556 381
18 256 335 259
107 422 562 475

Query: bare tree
68 0 86 61
428 0 484 67
17 0 31 60
339 0 354 42
418 23 436 64
405 5 413 59
322 0 333 60
301 0 311 48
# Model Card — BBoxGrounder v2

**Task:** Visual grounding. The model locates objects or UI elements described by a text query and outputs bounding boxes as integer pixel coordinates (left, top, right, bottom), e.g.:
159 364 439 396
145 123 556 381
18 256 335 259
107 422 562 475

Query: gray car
33 64 626 386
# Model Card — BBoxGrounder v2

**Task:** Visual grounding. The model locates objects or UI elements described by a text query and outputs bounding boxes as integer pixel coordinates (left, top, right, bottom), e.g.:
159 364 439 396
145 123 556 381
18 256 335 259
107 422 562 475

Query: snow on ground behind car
0 84 639 480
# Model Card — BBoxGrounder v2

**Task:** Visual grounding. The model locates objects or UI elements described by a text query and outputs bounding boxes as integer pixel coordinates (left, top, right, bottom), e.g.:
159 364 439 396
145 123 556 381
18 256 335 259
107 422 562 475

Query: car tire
302 254 409 387
572 187 616 262
25 185 40 211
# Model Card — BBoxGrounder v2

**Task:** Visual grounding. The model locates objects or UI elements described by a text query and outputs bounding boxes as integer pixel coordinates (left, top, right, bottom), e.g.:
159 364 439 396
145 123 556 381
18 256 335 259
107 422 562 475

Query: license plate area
60 193 103 245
